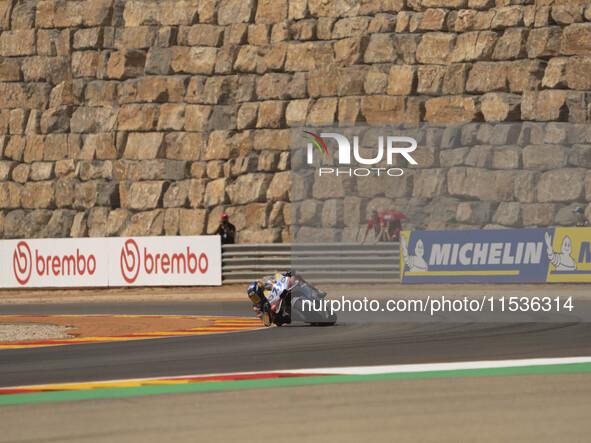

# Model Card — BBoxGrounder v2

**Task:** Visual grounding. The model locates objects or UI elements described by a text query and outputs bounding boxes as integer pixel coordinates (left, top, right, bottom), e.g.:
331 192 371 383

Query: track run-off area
1 286 591 442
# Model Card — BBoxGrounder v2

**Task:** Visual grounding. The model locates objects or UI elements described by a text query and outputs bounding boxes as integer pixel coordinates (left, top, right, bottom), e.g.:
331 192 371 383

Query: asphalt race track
1 301 591 442
1 302 590 388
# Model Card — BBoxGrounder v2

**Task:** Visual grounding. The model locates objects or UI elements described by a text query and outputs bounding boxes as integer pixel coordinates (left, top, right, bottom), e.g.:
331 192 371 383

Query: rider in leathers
247 269 326 323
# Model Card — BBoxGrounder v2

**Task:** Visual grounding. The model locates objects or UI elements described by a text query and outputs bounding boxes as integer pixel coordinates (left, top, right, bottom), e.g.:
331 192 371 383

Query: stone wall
0 0 590 242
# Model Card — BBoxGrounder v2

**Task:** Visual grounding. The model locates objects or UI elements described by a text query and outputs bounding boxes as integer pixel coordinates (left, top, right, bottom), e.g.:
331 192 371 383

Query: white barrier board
109 236 221 287
1 236 221 288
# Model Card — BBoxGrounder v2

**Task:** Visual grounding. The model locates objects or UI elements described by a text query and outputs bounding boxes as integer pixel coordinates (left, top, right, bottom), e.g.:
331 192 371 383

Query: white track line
4 356 591 390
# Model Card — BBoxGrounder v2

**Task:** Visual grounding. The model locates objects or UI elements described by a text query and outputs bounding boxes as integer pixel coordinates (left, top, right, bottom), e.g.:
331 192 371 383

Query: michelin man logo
401 234 428 272
545 232 577 271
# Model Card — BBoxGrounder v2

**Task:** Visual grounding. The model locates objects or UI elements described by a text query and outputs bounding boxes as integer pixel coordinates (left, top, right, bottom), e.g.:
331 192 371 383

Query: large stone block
115 27 158 50
0 30 36 56
163 208 179 235
0 0 12 30
184 105 212 132
0 83 52 109
218 0 254 25
145 48 174 75
30 162 54 181
186 178 205 208
135 77 187 103
416 33 456 65
74 28 104 50
565 56 591 91
237 103 259 130
492 202 522 227
41 134 68 161
417 65 445 95
256 73 291 100
526 27 562 58
253 129 290 151
256 0 287 23
178 24 224 47
123 133 165 160
84 133 117 160
481 93 521 122
285 42 334 71
123 1 199 26
55 160 76 179
163 180 190 208
157 104 185 131
116 160 188 181
493 28 527 60
440 147 468 167
122 209 164 236
522 203 556 227
11 164 30 183
492 146 521 169
117 104 159 131
537 168 585 203
70 107 118 133
37 0 113 28
425 96 477 123
451 31 497 63
177 209 207 235
0 58 22 81
72 51 100 78
551 5 583 25
562 23 591 55
360 96 417 123
73 182 99 209
21 56 71 85
363 33 396 64
70 211 89 237
466 62 507 93
306 98 338 123
4 210 52 238
507 60 544 94
227 173 272 204
256 101 285 128
521 90 567 122
107 50 146 79
78 161 113 181
185 75 239 104
412 169 446 198
456 201 495 225
81 81 114 107
171 46 216 75
447 167 516 201
522 145 566 171
205 130 250 160
120 181 163 210
21 182 54 209
267 171 290 201
165 132 204 161
491 5 523 30
387 65 415 95
0 183 21 208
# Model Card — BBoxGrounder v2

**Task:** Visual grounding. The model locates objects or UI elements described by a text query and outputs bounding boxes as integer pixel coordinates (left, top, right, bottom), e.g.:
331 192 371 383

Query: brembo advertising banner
400 228 591 284
2 236 221 288
4 238 109 288
110 236 221 286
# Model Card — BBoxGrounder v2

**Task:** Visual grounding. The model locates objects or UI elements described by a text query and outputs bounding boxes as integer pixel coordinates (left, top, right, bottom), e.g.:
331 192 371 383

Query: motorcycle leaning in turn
247 271 337 327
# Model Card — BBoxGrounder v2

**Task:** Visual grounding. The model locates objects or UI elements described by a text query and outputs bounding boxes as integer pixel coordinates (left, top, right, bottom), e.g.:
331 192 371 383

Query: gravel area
0 323 71 343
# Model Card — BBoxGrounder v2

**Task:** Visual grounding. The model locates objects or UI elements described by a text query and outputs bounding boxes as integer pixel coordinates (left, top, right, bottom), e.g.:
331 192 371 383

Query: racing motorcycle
252 272 337 327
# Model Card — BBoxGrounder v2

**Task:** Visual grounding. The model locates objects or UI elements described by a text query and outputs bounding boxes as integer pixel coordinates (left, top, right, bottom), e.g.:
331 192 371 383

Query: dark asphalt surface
1 302 590 388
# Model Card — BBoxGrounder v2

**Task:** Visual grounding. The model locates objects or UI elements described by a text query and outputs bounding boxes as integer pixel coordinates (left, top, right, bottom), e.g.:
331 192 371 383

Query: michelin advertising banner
400 228 591 283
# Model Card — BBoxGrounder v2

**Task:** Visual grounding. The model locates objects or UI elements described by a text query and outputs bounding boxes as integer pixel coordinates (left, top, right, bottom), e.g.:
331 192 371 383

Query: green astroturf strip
2 362 591 406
